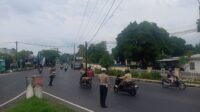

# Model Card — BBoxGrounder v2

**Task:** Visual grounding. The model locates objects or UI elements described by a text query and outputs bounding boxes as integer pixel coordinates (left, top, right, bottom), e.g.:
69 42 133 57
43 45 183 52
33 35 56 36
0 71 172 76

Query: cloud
0 0 200 54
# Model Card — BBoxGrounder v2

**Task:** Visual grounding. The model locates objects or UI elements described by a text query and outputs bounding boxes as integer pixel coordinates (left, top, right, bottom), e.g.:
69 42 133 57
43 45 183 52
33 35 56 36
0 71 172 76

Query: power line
18 41 74 48
80 0 111 43
103 0 124 26
88 0 117 43
77 0 99 44
74 0 90 43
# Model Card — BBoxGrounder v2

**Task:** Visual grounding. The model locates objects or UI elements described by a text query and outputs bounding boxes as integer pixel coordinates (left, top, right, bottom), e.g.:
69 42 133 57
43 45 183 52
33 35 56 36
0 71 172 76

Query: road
0 68 200 112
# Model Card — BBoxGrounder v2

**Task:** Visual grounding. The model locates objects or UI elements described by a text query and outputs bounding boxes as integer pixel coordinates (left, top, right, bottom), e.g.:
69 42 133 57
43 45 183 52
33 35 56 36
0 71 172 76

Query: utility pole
15 41 18 69
73 43 76 68
85 41 88 72
197 0 200 19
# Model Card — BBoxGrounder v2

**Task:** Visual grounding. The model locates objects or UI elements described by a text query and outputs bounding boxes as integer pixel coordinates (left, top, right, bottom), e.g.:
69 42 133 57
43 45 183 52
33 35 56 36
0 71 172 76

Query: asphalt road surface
0 68 200 112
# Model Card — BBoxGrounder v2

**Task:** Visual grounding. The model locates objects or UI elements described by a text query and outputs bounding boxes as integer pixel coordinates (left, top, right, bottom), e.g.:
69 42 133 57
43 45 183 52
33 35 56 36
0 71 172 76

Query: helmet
101 68 106 71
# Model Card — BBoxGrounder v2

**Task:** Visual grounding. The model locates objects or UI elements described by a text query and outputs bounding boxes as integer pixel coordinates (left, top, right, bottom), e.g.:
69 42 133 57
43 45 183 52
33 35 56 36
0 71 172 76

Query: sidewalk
108 76 200 88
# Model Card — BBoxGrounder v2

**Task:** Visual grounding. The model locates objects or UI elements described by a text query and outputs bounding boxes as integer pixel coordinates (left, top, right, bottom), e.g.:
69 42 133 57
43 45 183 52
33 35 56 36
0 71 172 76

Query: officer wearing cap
98 68 111 108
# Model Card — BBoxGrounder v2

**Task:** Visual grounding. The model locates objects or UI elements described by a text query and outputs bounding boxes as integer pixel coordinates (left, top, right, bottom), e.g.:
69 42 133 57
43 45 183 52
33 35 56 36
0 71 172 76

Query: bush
131 71 139 78
94 68 101 74
150 72 162 80
107 69 124 77
139 72 151 79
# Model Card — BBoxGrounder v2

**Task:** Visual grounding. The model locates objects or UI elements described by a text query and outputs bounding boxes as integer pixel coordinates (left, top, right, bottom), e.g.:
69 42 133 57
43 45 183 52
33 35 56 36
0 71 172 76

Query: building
0 48 16 55
157 54 200 73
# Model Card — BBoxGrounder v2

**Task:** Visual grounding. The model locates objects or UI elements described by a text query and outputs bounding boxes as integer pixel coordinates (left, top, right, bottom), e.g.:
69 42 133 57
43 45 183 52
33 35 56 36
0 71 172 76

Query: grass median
5 97 75 112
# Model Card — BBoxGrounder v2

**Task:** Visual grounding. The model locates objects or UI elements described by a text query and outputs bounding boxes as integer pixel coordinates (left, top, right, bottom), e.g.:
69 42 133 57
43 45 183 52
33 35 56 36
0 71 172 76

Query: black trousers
49 75 55 86
100 85 108 107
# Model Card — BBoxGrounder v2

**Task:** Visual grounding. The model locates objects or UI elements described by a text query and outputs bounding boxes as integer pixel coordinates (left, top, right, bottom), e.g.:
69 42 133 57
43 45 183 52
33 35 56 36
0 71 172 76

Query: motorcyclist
167 68 175 84
118 69 133 88
60 63 64 69
38 64 43 74
64 64 68 71
86 66 94 80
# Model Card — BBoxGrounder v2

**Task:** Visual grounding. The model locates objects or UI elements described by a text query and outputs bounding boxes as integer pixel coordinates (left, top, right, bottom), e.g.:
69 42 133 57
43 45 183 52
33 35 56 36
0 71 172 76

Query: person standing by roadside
49 64 56 86
98 68 111 108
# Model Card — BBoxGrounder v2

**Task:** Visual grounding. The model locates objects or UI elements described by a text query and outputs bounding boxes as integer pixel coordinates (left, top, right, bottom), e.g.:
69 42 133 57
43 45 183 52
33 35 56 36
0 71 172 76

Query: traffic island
3 97 76 112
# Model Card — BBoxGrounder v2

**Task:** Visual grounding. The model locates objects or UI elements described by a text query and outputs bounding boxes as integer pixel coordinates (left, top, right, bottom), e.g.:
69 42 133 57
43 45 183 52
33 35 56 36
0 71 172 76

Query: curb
108 76 200 88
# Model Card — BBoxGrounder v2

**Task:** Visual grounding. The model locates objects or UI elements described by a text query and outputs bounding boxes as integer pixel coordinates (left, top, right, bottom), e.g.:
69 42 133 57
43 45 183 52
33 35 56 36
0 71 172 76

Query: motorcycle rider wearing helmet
118 69 132 88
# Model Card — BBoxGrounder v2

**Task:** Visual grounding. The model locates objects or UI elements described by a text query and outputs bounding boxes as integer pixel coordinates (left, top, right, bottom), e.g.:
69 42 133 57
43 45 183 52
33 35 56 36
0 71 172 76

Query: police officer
98 68 111 108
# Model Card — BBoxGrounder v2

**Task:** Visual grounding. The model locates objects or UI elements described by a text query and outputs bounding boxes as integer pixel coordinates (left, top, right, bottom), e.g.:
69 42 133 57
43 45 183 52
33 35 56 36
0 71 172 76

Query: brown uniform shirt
98 73 110 87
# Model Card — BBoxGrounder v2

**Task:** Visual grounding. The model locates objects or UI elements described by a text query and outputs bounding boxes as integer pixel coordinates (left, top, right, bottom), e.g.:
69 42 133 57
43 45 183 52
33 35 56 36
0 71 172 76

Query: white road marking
43 91 95 112
0 91 26 108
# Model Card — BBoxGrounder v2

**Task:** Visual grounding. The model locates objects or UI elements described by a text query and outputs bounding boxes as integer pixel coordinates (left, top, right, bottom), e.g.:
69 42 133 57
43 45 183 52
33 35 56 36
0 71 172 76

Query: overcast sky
0 0 199 54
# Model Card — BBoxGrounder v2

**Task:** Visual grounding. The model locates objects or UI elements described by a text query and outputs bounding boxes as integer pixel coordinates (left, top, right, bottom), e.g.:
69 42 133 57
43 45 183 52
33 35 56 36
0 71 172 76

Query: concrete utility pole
15 41 18 69
85 41 88 72
198 0 200 19
74 43 76 63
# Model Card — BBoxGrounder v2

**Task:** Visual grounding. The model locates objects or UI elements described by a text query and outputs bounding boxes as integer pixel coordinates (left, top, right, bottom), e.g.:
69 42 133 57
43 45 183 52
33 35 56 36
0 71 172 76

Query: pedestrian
49 64 56 86
98 68 111 108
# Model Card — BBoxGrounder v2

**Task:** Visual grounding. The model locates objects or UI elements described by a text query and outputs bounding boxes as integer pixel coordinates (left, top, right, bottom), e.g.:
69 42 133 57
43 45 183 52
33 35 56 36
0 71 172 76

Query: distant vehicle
73 62 82 70
72 56 83 70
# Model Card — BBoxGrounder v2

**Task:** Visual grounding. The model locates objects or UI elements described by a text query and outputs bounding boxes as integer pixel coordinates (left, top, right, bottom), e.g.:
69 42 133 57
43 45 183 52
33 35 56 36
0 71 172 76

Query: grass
5 97 75 112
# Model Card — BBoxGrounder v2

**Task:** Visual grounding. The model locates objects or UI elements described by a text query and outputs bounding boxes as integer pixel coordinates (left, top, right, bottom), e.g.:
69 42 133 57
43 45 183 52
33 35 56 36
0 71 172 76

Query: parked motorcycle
162 76 186 90
80 77 92 89
114 77 139 96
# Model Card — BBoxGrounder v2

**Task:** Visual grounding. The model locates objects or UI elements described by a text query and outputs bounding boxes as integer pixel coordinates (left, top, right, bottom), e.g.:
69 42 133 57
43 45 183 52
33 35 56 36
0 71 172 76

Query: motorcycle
60 65 64 70
38 68 43 74
114 77 139 96
80 77 92 89
162 76 186 90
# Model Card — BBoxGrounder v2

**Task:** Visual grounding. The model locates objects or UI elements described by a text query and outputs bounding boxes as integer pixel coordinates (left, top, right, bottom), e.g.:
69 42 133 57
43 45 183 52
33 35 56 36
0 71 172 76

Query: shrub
94 68 101 74
150 72 162 80
131 71 139 78
107 69 124 77
139 72 151 79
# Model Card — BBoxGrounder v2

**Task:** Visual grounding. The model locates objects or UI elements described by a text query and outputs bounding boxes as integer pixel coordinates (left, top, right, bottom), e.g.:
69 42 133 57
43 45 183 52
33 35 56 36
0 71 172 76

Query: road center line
0 90 26 108
42 91 95 112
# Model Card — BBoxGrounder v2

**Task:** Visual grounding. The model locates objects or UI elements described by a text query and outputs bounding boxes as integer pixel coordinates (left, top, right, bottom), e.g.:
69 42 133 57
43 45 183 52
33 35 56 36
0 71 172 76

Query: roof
157 57 179 62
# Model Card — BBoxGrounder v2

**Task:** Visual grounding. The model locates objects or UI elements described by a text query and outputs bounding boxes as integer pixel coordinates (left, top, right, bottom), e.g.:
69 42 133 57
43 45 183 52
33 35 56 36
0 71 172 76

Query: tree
0 53 14 70
99 53 114 69
60 53 72 63
38 50 59 66
197 19 200 32
16 50 33 60
113 21 192 66
77 44 85 58
87 41 107 63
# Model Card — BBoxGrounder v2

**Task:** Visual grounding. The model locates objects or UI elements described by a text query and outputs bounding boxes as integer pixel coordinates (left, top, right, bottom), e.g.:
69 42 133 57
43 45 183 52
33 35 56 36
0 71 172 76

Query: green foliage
6 97 75 112
113 21 194 66
38 50 59 66
99 53 114 69
131 71 162 80
0 53 14 70
94 68 101 74
77 44 85 58
87 41 107 63
197 19 200 32
16 50 33 60
60 53 71 63
131 71 139 78
107 69 124 76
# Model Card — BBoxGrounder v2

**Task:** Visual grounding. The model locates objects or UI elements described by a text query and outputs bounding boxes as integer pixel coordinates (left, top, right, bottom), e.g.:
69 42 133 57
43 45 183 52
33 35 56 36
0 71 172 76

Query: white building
184 54 200 73
157 54 200 73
